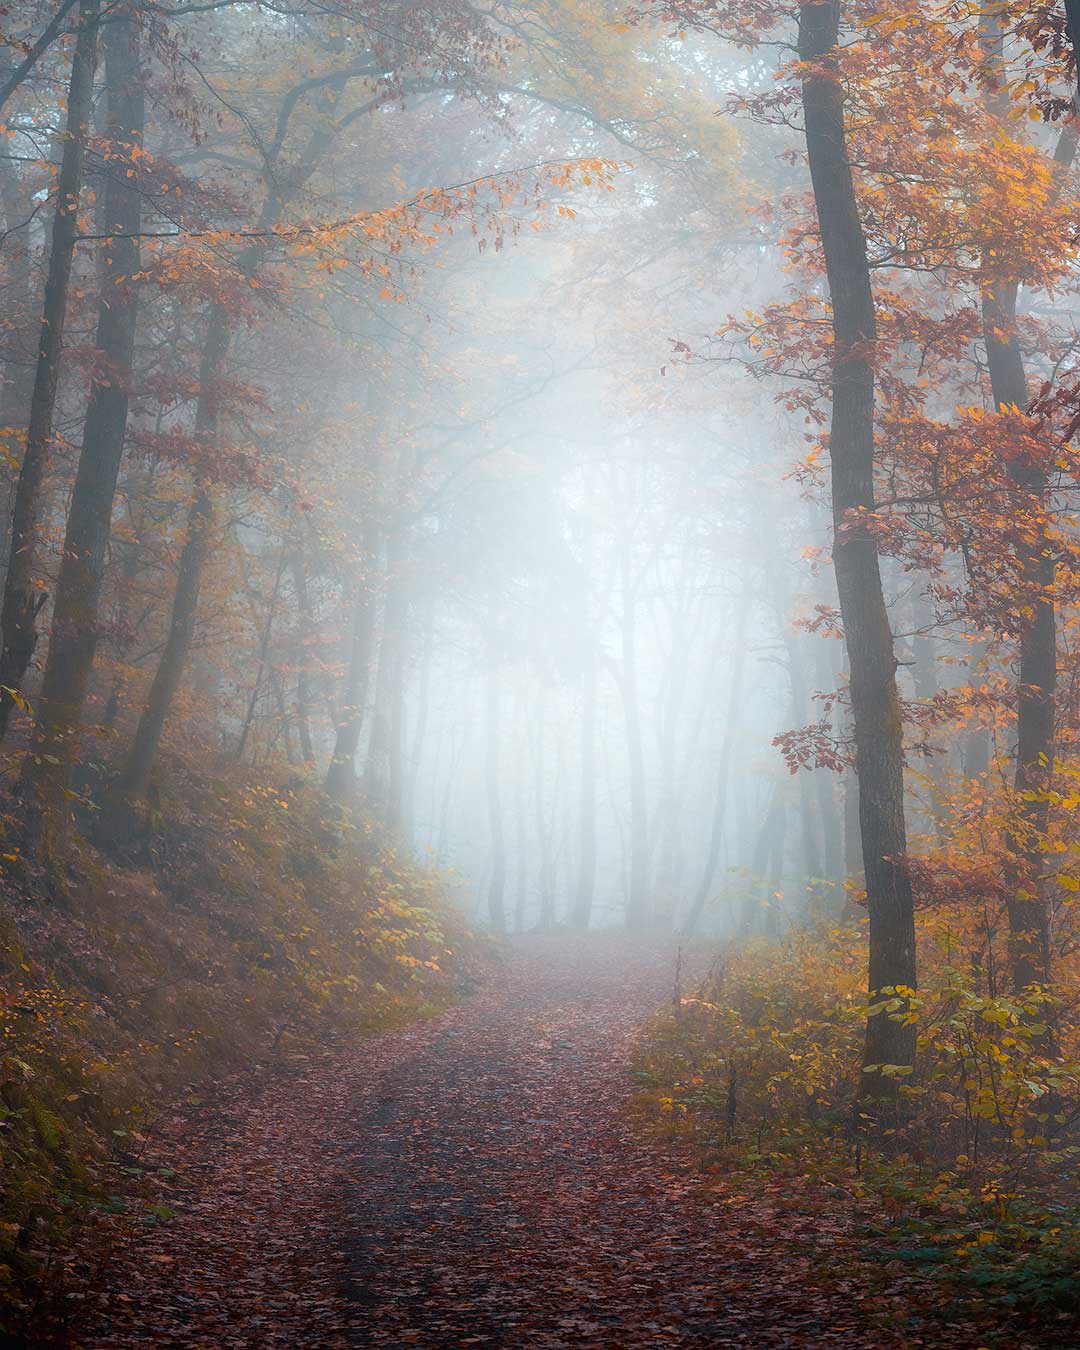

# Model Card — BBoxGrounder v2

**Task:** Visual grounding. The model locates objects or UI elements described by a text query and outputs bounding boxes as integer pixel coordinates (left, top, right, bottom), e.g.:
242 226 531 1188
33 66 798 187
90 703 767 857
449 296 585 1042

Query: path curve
78 937 946 1348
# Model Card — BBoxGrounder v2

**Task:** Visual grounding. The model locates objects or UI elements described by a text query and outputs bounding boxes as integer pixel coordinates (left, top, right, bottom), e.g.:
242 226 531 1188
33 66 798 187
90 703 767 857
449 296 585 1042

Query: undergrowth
0 752 482 1336
635 923 1080 1340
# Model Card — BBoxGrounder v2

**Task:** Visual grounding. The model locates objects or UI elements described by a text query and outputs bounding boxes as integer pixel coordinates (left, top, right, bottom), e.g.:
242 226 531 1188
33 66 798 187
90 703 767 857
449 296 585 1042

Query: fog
0 0 1016 945
166 12 862 938
10 0 1080 1342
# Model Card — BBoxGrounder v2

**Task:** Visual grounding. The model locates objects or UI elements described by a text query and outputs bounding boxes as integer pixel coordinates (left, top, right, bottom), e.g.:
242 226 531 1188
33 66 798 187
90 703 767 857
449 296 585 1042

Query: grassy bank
0 755 480 1336
634 925 1080 1342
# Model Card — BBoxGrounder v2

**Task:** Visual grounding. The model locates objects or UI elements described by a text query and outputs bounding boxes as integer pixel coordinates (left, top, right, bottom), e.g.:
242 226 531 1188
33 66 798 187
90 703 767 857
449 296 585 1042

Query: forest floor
66 936 1052 1348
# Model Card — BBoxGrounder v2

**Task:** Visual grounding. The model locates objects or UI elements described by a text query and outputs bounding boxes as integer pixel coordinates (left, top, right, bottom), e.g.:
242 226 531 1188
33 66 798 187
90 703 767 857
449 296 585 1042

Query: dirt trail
77 938 936 1348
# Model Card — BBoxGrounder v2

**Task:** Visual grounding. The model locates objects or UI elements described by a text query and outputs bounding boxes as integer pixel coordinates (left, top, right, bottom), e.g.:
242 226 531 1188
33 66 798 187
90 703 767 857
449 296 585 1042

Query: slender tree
23 4 143 815
798 0 916 1085
0 0 99 738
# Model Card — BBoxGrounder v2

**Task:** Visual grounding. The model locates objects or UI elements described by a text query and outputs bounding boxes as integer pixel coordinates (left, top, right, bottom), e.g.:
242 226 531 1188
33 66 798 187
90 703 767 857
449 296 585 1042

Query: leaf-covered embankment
0 753 479 1340
635 926 1080 1345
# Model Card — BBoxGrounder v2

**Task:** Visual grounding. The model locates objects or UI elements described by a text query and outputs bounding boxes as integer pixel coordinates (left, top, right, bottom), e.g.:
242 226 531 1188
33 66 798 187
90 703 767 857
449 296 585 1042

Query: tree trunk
326 547 377 801
982 285 1054 989
532 682 555 930
683 593 750 935
764 555 824 901
514 699 529 932
119 82 356 797
289 546 316 763
0 160 36 575
362 520 408 829
651 591 696 928
0 0 81 117
434 725 460 868
799 0 916 1087
812 635 846 893
0 0 99 739
22 9 143 816
571 641 598 930
910 588 947 839
1067 0 1080 92
617 531 649 930
978 12 1057 991
485 653 506 935
741 784 784 935
403 603 433 846
234 550 287 763
119 305 230 798
765 795 789 936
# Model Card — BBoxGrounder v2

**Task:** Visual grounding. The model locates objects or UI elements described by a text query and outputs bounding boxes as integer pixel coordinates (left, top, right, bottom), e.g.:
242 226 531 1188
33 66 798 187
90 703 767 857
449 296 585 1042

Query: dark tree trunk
1064 0 1080 104
121 482 215 798
22 9 143 816
0 160 36 575
120 306 230 798
0 0 99 740
119 84 355 797
977 16 1058 991
981 282 1054 990
799 0 916 1086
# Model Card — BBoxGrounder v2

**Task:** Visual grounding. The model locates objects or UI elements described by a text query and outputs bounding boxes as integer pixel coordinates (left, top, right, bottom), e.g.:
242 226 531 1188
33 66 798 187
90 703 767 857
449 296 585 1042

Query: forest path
79 937 920 1349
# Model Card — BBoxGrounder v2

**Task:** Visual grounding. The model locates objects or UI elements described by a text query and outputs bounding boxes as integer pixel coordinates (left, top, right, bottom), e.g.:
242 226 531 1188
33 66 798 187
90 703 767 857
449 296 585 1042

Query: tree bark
0 0 81 117
799 0 916 1086
120 74 360 796
977 12 1059 991
1065 0 1080 103
0 0 99 739
119 305 230 798
22 8 142 814
0 159 36 575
